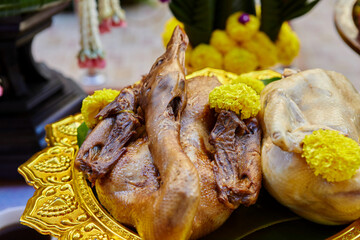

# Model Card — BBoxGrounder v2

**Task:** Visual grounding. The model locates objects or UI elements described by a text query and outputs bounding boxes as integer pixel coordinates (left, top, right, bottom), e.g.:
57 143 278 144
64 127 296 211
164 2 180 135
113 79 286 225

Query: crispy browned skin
96 137 159 226
99 26 200 240
75 84 142 184
96 75 262 240
179 76 233 239
135 26 200 240
78 26 262 240
210 111 262 208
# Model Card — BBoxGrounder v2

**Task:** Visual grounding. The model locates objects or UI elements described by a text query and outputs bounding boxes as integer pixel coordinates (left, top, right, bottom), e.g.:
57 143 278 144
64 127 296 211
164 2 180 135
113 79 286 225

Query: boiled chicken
260 68 360 225
75 26 262 240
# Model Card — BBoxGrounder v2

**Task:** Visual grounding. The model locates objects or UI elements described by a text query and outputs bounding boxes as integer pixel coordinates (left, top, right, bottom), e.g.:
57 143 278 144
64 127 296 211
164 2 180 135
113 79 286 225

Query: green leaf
169 0 257 46
213 0 237 30
260 0 320 41
262 77 281 85
183 24 212 47
259 0 284 42
282 0 307 16
77 122 89 148
284 0 320 20
232 0 256 15
169 0 216 46
168 2 191 23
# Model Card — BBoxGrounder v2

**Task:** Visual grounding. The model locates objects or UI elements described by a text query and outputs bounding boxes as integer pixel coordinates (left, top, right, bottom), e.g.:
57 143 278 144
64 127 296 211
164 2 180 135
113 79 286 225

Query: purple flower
238 13 250 24
159 0 170 3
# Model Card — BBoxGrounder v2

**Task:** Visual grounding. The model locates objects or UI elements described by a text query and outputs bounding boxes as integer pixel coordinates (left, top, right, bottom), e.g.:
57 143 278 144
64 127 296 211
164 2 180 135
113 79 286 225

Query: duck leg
210 111 262 208
75 84 143 184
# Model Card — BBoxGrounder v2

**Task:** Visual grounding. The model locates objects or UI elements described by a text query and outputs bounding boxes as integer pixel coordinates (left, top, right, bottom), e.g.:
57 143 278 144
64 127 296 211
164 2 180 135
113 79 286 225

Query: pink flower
78 58 92 68
99 18 112 34
93 57 106 68
78 57 106 69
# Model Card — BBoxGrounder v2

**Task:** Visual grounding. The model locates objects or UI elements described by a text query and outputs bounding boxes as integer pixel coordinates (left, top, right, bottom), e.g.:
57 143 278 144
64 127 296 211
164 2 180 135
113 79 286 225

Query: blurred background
0 0 359 238
32 0 360 93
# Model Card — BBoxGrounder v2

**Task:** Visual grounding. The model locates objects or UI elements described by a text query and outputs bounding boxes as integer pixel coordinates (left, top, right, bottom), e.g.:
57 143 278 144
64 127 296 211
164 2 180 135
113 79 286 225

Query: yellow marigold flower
231 75 264 94
81 88 120 128
223 47 258 74
209 83 260 119
302 129 360 182
226 12 260 42
185 45 192 68
210 30 237 54
162 17 184 47
190 44 223 71
276 22 300 66
241 32 277 68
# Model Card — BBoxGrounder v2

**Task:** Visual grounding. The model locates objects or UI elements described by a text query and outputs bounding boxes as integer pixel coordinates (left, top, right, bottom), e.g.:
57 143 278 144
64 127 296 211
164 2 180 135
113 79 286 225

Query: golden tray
18 69 360 240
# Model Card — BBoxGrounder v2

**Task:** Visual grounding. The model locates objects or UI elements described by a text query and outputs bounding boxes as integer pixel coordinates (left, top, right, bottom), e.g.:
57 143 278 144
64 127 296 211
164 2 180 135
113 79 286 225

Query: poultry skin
260 68 360 225
75 26 262 239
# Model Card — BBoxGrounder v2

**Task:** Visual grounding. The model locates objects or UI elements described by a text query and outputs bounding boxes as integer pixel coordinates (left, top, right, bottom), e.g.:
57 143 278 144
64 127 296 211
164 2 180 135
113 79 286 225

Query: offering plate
18 69 360 240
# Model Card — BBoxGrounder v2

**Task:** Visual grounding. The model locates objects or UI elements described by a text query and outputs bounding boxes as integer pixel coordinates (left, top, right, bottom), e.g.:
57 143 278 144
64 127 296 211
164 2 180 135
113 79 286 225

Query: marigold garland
210 30 237 54
241 31 278 69
161 12 300 74
77 0 106 69
77 0 126 69
226 12 260 42
276 22 300 66
224 48 258 74
190 44 223 71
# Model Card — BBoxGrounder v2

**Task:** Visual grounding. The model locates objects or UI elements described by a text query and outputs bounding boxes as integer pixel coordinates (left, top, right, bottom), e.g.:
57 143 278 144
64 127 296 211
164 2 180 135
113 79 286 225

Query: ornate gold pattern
187 67 238 85
19 113 139 240
57 122 81 136
329 224 360 240
34 155 71 173
37 194 77 217
18 69 360 240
